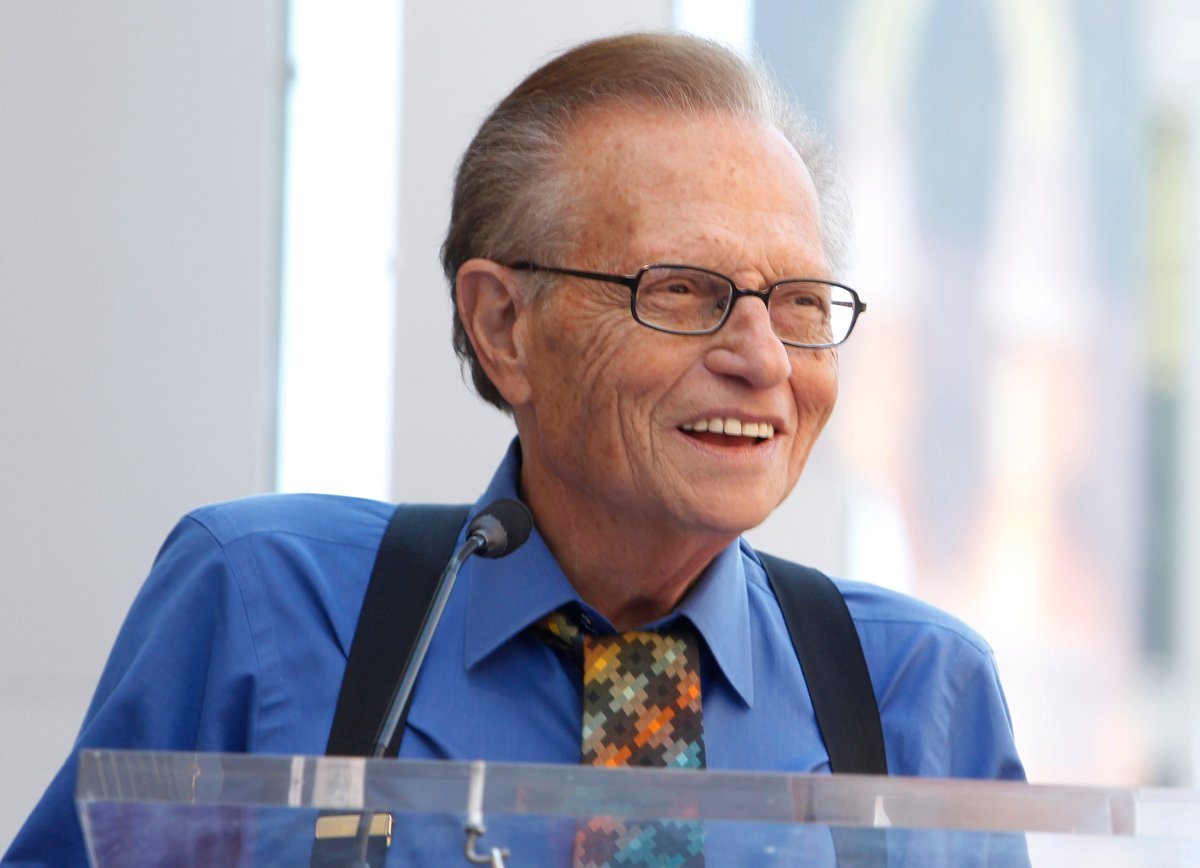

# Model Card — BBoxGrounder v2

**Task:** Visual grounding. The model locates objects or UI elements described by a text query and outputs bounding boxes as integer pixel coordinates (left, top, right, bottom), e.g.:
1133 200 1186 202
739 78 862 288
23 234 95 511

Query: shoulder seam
184 516 388 552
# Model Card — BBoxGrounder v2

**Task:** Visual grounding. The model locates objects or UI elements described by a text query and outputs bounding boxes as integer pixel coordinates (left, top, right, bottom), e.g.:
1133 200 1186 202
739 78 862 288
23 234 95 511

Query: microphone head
466 498 534 558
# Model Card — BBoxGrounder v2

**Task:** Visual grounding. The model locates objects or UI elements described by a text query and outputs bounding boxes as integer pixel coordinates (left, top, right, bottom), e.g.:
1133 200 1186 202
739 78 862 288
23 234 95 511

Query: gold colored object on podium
313 812 393 846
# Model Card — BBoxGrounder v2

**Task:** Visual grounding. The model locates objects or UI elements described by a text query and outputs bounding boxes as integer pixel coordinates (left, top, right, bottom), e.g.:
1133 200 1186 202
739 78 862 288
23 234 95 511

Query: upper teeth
681 418 775 439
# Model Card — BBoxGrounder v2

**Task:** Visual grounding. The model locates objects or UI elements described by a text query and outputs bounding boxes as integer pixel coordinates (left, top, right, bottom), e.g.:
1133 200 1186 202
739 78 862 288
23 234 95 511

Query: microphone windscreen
468 498 533 558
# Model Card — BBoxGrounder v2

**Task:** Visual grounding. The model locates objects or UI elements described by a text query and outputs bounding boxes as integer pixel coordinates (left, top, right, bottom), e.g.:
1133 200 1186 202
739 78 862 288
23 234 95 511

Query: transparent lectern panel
78 805 1029 867
76 751 1200 867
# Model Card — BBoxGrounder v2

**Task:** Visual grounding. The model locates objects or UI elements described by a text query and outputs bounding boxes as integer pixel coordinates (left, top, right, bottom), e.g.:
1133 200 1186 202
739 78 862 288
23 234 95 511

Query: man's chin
671 496 778 541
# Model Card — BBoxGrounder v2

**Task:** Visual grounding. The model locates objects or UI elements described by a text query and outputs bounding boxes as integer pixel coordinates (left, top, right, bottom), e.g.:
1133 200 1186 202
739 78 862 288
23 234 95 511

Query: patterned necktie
539 610 706 867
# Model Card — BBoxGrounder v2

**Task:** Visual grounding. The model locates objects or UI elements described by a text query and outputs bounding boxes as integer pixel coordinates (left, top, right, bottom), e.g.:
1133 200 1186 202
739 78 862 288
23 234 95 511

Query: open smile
680 416 776 445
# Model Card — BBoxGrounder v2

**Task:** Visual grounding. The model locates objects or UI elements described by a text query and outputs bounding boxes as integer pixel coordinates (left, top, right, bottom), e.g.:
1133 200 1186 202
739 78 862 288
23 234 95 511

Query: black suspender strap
314 504 469 868
757 552 889 775
325 502 471 758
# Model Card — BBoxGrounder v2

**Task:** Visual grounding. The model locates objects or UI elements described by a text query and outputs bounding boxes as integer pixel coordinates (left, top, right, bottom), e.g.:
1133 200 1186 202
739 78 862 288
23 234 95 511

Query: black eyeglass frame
510 261 867 348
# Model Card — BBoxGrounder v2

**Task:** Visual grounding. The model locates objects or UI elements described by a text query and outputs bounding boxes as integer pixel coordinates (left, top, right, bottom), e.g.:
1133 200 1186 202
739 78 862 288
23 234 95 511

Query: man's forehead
565 104 783 163
558 105 824 270
565 106 811 198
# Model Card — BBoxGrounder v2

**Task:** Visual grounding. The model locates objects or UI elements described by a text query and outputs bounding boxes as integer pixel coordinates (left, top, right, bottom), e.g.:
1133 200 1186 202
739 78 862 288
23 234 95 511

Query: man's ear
456 258 532 407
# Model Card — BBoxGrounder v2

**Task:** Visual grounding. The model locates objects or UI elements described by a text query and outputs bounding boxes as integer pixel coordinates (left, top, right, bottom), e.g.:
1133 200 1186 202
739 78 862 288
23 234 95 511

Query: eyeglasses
510 262 866 348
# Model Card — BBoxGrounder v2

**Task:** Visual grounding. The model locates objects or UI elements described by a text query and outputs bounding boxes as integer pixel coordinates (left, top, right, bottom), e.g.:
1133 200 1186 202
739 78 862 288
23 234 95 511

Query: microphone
369 497 533 758
464 497 533 559
347 499 533 866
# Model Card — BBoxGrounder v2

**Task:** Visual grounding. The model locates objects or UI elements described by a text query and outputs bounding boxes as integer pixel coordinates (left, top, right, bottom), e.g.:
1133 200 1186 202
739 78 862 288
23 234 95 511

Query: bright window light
276 2 400 498
674 0 755 56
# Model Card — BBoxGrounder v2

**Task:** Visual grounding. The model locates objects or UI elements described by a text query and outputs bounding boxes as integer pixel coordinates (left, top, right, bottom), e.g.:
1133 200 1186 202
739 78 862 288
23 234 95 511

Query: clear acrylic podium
76 749 1200 866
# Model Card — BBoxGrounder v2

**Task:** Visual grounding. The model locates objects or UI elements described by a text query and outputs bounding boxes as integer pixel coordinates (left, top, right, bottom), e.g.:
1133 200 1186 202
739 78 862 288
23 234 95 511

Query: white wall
0 0 286 848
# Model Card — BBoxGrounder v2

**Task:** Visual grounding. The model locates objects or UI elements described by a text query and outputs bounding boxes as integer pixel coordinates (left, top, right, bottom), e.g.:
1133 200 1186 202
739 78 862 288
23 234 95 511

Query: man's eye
784 290 827 310
665 282 694 295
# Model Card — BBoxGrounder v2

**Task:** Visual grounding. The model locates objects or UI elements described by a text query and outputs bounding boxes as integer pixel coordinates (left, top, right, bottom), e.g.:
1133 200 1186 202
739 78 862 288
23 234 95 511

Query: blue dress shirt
4 441 1024 866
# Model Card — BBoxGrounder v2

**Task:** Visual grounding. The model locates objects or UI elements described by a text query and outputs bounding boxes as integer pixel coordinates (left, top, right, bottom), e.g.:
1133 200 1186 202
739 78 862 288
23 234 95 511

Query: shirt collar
668 539 755 707
462 438 755 707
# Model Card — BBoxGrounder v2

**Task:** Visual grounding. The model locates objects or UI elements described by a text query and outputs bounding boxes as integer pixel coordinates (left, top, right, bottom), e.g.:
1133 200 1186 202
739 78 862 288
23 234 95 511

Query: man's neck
522 478 734 631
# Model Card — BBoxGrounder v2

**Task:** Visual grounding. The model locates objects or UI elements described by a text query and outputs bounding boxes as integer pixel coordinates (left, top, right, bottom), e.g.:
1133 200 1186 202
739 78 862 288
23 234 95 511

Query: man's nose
702 291 791 387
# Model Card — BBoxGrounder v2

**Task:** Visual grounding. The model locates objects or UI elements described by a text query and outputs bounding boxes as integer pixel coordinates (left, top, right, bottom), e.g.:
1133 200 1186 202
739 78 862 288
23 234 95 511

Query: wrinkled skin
456 107 839 628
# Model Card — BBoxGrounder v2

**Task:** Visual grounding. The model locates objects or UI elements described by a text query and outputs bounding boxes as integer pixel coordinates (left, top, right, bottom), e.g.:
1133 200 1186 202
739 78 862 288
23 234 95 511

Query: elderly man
6 32 1023 867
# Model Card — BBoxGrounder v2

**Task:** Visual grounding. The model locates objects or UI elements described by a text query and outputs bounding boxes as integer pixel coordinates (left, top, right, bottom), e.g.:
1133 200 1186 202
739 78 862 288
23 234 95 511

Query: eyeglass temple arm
510 262 640 290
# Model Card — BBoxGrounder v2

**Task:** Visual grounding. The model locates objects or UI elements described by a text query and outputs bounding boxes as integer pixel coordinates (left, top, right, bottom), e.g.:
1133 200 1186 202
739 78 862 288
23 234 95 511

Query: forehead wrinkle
761 245 821 284
632 212 826 283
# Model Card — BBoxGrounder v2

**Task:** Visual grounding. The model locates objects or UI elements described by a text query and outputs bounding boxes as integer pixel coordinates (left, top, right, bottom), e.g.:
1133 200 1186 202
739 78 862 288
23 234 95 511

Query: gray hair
442 31 851 412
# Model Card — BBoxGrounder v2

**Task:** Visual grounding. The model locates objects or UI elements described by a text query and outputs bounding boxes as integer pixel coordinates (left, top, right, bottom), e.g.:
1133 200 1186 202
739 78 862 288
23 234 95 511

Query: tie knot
536 608 586 653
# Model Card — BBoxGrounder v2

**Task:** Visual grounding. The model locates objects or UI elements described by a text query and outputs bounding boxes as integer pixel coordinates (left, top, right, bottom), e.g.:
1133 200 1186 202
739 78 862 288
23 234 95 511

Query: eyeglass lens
634 266 854 346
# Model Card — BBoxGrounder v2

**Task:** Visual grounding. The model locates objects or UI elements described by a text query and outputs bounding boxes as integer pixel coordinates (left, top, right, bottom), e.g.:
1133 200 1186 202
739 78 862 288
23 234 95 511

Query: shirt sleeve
3 515 261 868
942 642 1025 781
869 615 1026 781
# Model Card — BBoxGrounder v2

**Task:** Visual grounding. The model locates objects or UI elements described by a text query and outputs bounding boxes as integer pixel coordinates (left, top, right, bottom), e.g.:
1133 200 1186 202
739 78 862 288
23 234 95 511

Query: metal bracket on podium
463 761 509 866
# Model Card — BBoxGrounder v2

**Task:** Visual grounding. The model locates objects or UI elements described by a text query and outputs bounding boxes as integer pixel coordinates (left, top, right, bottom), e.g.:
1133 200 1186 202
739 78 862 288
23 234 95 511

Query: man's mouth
680 417 776 445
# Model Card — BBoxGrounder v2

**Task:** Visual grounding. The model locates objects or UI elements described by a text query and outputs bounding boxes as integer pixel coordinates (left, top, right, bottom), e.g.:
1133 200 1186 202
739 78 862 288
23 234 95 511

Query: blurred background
3 0 1199 849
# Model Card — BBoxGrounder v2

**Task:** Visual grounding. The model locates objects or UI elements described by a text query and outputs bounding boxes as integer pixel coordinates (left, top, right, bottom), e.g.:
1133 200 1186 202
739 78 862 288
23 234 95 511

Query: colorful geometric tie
538 611 706 867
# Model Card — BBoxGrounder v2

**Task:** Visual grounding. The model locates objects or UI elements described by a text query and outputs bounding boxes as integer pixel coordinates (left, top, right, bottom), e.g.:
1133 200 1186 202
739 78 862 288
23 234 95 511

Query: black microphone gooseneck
349 498 533 867
369 497 532 758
